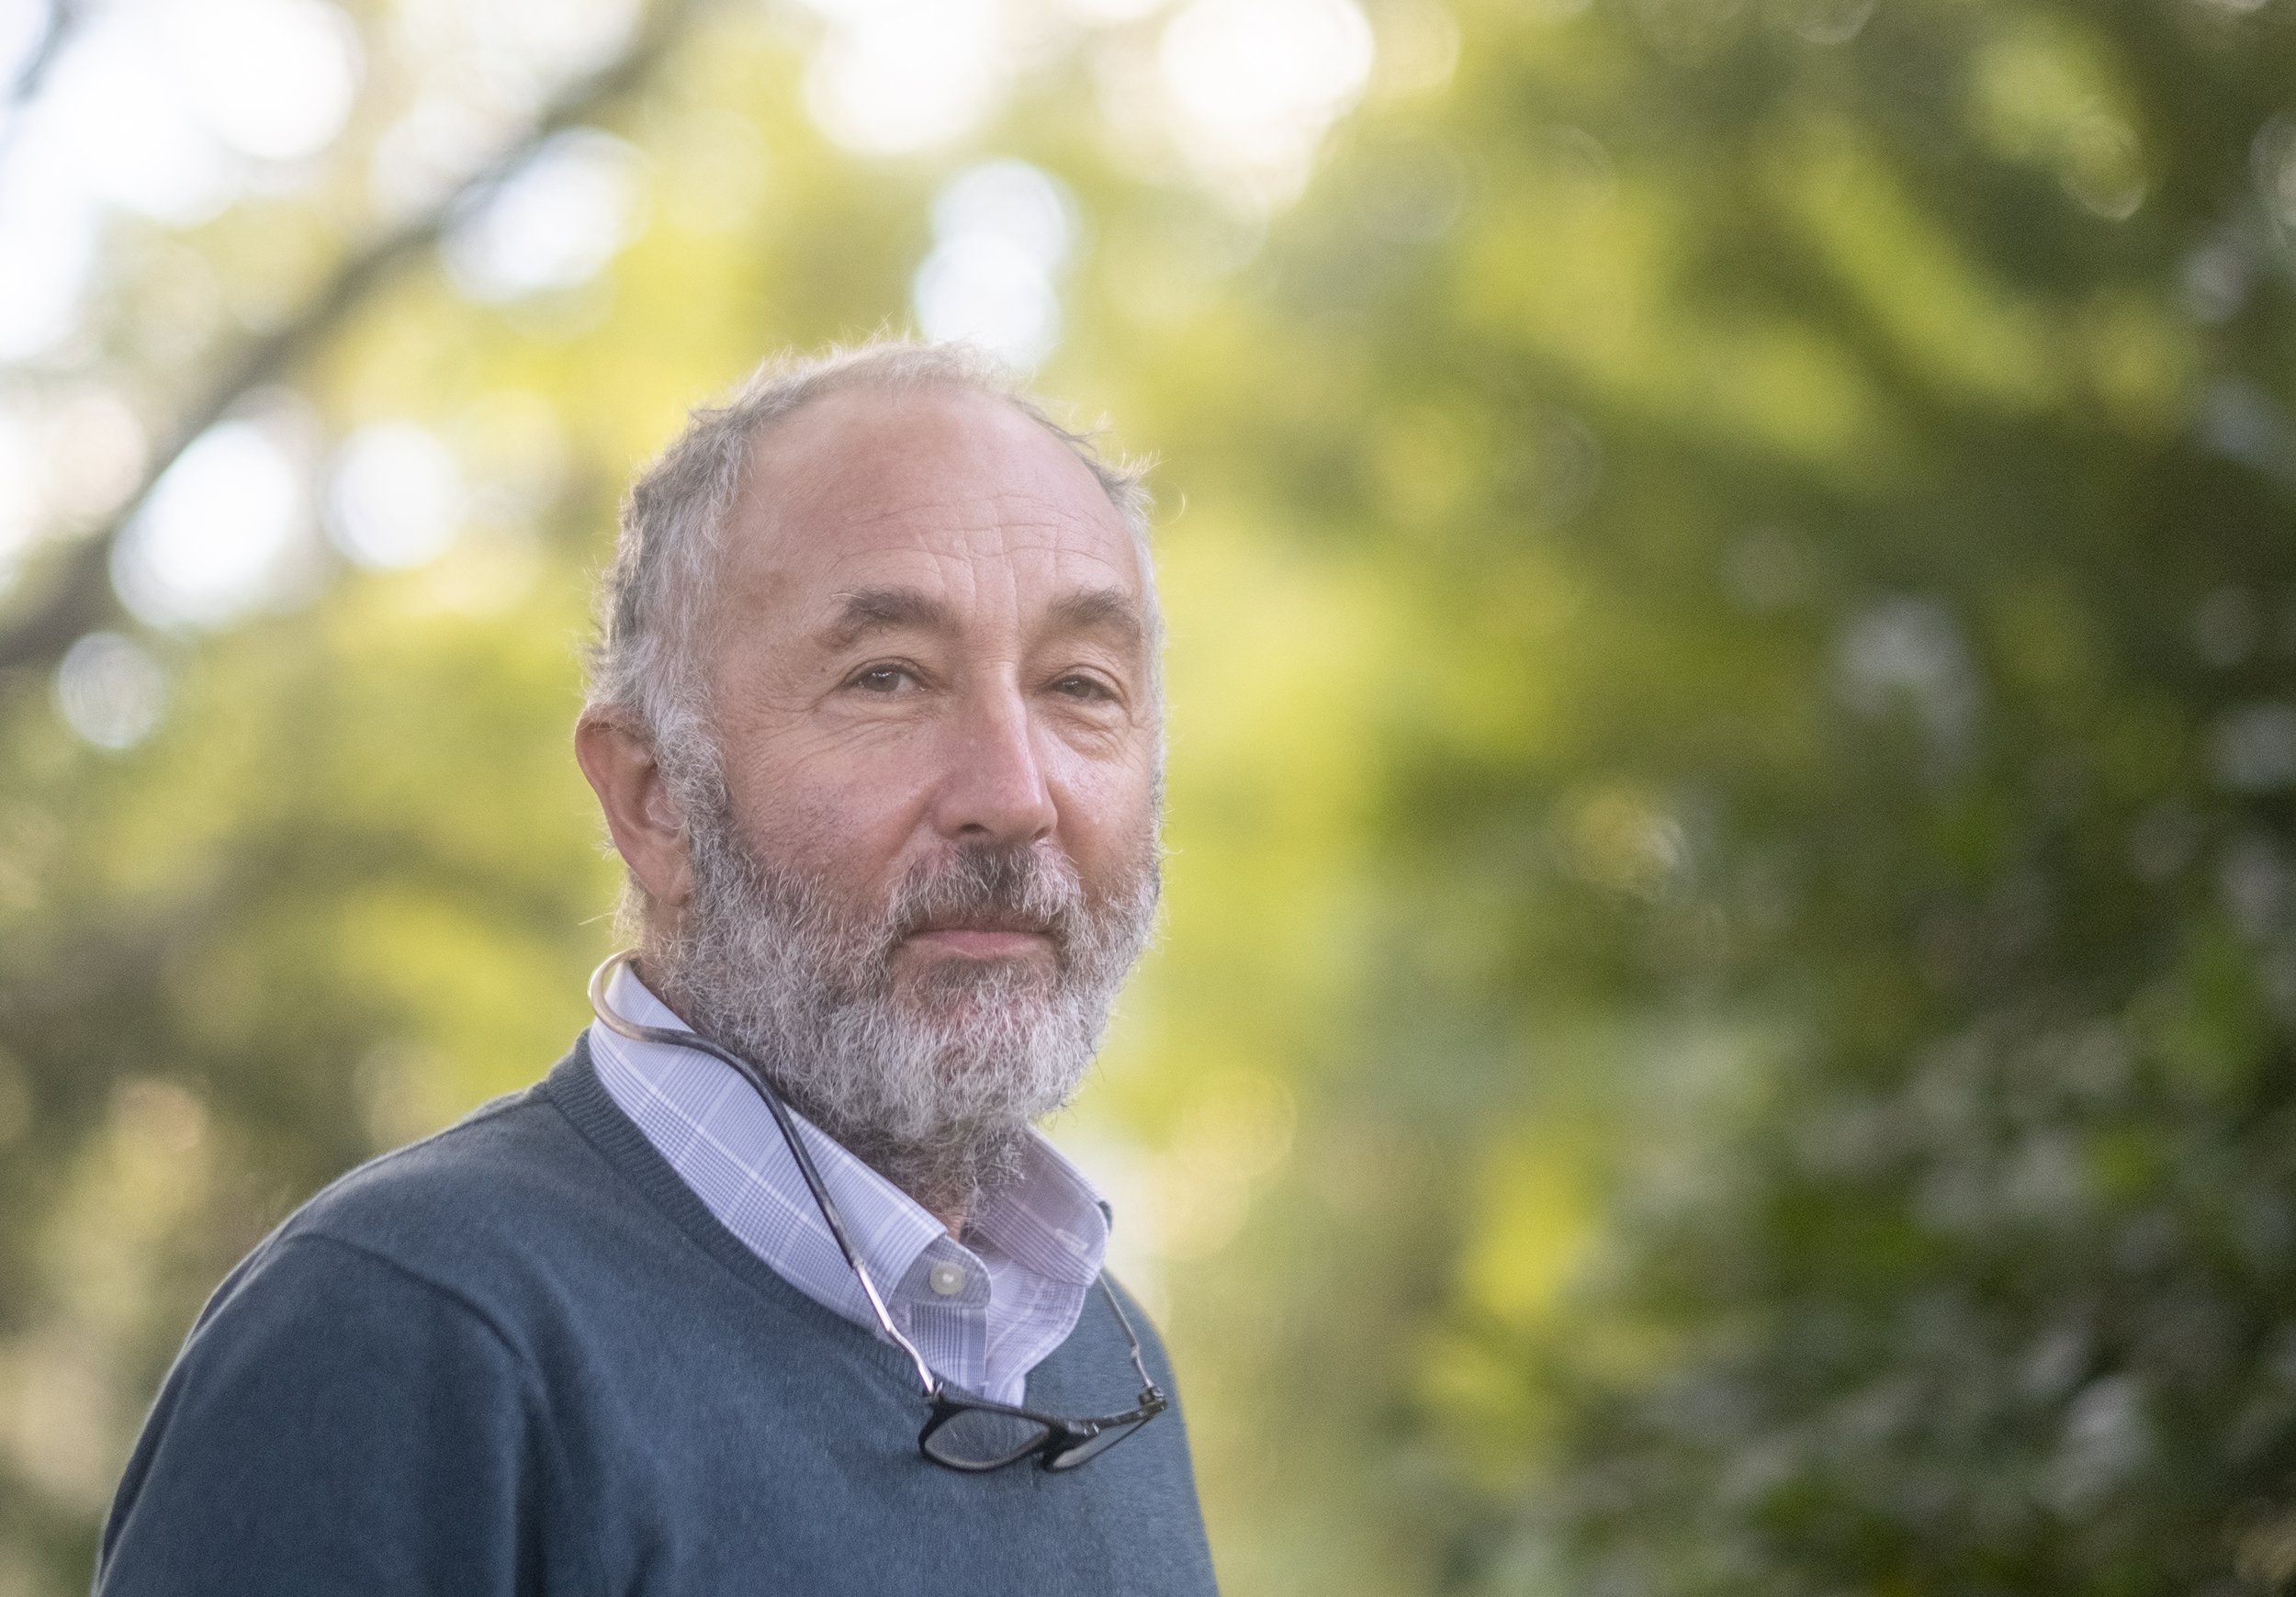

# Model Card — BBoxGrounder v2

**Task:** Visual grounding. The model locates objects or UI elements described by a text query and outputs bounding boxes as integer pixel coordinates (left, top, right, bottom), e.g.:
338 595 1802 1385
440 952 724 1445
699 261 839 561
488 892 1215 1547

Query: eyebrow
1045 588 1150 649
816 587 954 651
816 584 1149 654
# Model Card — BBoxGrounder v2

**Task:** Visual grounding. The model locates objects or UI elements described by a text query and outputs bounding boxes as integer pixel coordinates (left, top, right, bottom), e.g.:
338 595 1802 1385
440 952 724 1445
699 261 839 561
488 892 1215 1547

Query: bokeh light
442 128 647 301
173 0 362 164
392 0 644 89
913 160 1075 367
110 415 312 629
0 154 96 358
39 389 148 525
801 0 1008 156
932 160 1075 275
1058 0 1164 18
35 7 236 223
325 423 467 571
1158 0 1375 195
52 632 167 751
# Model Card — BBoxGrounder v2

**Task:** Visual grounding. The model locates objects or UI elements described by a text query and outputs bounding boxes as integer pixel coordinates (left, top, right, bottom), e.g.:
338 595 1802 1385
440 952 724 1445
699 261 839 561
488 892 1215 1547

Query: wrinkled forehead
718 384 1150 630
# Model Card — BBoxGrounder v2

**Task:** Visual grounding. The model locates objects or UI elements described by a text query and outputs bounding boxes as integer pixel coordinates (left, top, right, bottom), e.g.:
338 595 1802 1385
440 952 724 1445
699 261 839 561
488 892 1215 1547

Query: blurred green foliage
5 0 2296 1593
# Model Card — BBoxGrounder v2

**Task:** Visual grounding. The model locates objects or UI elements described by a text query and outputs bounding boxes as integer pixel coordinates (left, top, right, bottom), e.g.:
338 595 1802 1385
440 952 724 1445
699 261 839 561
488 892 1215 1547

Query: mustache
884 845 1087 956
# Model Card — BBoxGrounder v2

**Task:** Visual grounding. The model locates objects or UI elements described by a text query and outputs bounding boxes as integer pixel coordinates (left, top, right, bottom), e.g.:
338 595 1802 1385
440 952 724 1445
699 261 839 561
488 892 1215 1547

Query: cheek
719 725 929 881
1050 737 1159 865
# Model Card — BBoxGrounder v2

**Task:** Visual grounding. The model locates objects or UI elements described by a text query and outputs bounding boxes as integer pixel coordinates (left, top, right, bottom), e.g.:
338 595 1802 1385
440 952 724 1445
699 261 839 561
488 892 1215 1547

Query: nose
928 676 1056 848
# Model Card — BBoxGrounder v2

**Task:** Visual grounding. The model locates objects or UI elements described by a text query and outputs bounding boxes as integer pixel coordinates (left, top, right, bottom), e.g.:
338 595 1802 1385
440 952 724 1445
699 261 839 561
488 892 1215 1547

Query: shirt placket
893 1238 992 1398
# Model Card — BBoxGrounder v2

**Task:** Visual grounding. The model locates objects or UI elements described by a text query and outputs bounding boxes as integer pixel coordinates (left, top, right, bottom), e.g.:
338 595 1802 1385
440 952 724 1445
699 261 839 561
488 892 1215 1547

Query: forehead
721 384 1142 621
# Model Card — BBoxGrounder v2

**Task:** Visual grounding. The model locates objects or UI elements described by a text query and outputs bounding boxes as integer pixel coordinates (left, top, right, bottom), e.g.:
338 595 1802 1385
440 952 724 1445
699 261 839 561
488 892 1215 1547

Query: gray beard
647 793 1159 1222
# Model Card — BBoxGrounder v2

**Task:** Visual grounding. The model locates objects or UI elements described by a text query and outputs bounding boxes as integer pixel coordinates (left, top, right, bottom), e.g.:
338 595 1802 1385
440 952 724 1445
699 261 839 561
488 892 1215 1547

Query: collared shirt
585 962 1110 1405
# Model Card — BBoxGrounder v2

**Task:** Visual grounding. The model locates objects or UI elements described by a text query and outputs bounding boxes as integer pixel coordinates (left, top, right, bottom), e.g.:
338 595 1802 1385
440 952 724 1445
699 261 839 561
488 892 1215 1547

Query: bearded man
93 343 1220 1597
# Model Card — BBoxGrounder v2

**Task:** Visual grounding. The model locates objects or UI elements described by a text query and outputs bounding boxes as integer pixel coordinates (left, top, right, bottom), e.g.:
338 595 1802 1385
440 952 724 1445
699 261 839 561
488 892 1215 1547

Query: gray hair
585 339 1155 764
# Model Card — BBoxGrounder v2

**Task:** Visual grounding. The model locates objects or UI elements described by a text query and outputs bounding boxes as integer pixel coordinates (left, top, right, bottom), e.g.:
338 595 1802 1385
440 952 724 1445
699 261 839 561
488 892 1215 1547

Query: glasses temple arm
589 951 943 1398
1095 1277 1164 1400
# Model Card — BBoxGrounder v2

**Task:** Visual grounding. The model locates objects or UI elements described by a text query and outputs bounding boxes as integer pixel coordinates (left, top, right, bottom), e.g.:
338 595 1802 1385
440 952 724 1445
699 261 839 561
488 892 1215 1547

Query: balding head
587 341 1155 785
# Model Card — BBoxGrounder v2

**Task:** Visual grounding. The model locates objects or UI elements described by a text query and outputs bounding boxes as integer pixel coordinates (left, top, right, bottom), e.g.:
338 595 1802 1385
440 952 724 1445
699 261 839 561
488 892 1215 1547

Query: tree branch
0 0 81 184
5 0 74 113
0 0 713 674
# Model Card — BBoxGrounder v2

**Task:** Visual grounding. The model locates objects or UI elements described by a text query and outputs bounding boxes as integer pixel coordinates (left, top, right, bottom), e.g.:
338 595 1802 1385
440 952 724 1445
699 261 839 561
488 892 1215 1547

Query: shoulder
98 1145 583 1596
294 1079 583 1248
221 1047 629 1341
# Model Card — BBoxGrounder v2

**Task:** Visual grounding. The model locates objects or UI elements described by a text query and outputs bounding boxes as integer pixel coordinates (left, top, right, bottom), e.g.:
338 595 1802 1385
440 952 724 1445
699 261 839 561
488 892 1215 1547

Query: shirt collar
588 962 1109 1316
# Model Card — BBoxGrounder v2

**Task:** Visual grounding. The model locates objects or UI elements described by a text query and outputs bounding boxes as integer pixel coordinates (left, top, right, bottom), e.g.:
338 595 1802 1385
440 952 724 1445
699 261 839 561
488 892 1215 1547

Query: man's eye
852 666 913 692
1053 675 1113 702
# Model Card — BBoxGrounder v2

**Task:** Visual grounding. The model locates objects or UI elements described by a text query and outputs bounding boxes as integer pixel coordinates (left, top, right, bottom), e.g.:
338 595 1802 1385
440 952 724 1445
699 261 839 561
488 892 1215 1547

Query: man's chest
535 1303 1217 1597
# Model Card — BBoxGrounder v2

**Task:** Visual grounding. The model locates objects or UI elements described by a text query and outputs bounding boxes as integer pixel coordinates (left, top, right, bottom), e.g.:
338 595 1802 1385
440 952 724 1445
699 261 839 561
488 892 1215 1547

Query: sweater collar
580 963 1110 1400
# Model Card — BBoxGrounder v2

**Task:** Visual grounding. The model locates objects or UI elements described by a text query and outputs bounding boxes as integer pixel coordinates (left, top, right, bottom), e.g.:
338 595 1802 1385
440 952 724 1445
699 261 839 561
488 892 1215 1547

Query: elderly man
94 343 1219 1596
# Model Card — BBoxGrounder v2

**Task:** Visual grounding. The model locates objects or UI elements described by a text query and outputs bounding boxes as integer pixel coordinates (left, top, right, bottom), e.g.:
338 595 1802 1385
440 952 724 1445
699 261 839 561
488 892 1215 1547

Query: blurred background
3 0 2295 1590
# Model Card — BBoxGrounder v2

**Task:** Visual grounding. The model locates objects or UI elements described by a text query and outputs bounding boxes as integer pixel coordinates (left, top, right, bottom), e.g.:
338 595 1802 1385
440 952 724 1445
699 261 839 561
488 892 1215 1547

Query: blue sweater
94 1040 1221 1596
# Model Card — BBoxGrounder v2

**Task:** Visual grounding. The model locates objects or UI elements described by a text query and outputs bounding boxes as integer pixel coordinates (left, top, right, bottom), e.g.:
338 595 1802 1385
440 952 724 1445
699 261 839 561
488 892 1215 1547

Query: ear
574 708 694 914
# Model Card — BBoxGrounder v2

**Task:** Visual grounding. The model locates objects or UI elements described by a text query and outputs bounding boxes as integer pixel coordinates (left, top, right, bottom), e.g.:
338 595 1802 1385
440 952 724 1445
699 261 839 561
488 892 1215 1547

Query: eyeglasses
588 951 1167 1472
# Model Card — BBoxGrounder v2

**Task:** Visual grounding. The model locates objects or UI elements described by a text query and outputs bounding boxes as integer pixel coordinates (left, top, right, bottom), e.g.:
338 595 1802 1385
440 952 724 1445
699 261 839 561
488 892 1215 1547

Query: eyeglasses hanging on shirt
588 950 1168 1473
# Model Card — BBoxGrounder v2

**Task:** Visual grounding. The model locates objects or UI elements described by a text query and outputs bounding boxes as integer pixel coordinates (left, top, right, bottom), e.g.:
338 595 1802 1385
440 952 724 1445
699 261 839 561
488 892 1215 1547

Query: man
93 342 1220 1595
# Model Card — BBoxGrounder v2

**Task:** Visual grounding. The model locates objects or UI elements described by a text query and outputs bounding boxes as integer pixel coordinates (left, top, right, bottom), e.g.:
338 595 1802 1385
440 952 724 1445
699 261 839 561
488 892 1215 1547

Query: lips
899 907 1062 967
905 912 1052 938
902 928 1055 967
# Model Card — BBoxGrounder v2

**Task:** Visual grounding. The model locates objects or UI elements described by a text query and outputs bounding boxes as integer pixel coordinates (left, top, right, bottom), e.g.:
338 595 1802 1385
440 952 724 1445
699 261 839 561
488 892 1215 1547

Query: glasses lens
1045 1415 1150 1471
922 1403 1055 1471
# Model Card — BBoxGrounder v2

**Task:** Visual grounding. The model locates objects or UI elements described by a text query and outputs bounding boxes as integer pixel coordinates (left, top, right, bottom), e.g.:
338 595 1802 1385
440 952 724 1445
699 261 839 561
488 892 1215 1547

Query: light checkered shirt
587 962 1110 1406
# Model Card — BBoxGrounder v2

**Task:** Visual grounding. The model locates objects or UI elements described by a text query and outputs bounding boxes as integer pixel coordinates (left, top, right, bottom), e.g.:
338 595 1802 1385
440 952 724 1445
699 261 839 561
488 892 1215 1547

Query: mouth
900 912 1056 961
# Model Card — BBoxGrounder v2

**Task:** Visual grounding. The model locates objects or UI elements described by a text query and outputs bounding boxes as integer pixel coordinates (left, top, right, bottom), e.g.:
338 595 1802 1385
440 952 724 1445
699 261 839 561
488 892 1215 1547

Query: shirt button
929 1261 967 1297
